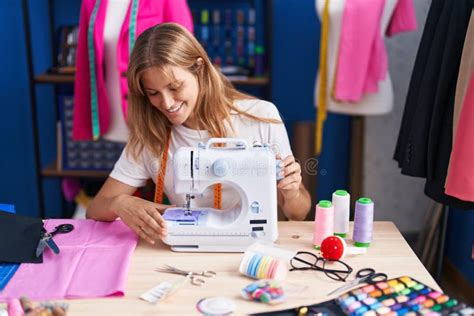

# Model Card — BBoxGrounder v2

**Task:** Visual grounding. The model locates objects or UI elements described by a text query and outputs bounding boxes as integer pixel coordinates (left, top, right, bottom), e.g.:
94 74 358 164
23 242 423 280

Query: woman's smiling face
141 65 200 129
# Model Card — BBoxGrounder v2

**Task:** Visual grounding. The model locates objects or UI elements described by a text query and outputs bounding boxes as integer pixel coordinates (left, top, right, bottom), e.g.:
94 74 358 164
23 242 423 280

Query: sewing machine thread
353 197 374 247
332 190 350 238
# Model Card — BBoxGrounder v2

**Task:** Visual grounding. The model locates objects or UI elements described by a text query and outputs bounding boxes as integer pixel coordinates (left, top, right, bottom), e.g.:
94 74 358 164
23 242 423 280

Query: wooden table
55 221 439 315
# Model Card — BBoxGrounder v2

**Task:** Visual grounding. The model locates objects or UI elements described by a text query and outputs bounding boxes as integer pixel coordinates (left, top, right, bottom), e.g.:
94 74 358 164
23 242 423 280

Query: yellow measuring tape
315 0 330 155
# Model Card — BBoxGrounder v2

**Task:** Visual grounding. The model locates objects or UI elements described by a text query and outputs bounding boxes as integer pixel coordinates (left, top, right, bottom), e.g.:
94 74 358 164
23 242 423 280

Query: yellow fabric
316 0 330 155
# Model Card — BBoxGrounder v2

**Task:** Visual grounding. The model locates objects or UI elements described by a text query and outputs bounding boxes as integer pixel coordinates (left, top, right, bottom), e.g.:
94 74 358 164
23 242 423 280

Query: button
250 201 261 213
213 159 230 177
251 231 265 238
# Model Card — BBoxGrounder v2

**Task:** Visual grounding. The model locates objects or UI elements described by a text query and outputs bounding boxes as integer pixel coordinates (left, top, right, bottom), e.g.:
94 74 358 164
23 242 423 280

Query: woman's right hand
112 194 173 244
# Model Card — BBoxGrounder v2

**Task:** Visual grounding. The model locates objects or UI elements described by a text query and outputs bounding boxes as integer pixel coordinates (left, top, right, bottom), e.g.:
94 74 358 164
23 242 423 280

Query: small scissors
36 224 75 257
327 268 387 296
156 264 216 286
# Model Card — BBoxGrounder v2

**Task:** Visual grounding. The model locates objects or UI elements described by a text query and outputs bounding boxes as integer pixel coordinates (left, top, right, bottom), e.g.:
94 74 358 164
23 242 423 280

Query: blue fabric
0 204 15 214
0 264 20 292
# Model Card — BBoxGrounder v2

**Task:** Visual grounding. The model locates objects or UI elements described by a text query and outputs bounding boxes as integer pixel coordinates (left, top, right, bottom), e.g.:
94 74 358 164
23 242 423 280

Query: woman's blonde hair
127 23 280 159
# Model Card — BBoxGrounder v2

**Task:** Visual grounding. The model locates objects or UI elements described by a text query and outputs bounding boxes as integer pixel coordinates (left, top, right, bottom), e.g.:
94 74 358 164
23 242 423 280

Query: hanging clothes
445 10 474 202
394 0 474 209
314 0 417 154
445 73 474 202
451 10 474 142
73 0 194 141
334 0 417 103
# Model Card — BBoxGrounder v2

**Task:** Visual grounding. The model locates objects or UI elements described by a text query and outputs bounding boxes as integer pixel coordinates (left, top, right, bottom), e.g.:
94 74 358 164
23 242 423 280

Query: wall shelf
42 160 109 178
34 73 270 86
35 73 74 83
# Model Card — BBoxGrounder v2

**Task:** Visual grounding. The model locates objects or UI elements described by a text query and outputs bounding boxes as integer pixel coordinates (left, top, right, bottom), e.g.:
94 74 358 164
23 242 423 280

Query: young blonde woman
87 23 311 244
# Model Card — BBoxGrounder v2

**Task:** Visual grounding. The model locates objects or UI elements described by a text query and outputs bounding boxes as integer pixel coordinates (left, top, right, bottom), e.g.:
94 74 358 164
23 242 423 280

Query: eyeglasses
289 251 354 282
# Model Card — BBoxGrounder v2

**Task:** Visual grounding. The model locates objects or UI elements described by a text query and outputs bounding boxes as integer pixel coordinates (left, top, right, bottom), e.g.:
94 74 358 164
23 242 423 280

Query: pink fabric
386 0 418 37
334 0 417 103
73 0 194 140
0 219 138 300
445 72 474 201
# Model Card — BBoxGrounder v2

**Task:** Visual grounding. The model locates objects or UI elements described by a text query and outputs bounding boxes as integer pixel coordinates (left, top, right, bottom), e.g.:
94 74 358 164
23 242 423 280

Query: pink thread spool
313 200 334 249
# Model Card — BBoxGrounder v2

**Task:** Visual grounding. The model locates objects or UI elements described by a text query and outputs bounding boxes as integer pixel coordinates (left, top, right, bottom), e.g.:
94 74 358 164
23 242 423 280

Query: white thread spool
332 190 350 238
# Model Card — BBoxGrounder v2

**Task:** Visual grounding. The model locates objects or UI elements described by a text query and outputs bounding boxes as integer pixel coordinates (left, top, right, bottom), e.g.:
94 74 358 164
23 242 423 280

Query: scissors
156 264 216 286
36 224 75 257
327 268 387 296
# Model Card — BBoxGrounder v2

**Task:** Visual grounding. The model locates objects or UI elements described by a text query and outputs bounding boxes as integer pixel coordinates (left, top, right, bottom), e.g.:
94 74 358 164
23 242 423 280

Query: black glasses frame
289 251 354 282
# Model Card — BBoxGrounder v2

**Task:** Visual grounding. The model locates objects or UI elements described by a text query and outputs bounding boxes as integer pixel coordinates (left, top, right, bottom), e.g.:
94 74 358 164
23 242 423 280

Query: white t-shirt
110 99 293 209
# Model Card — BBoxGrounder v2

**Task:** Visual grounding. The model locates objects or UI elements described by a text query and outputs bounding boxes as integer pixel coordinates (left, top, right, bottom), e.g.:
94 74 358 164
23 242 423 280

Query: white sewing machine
162 138 281 252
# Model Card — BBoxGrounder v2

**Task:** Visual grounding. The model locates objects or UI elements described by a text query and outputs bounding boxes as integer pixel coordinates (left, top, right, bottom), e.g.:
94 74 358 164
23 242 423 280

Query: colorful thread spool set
239 241 295 281
241 280 286 304
239 252 287 281
313 190 374 250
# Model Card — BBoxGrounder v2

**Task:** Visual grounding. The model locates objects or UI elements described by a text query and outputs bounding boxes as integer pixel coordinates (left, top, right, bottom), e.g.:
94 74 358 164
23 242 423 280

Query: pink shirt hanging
334 0 417 103
73 0 193 140
445 72 474 201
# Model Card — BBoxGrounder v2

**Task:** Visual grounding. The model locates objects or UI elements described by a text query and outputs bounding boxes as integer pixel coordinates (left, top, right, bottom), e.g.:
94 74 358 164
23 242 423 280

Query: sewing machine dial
212 159 230 177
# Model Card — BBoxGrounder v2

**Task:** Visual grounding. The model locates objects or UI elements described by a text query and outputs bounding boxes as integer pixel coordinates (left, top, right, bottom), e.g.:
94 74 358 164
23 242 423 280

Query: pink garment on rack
445 72 474 201
73 0 194 140
334 0 417 102
0 219 139 300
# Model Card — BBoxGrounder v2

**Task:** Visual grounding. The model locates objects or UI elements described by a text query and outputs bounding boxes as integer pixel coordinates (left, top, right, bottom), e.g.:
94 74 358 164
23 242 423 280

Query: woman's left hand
276 155 302 200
